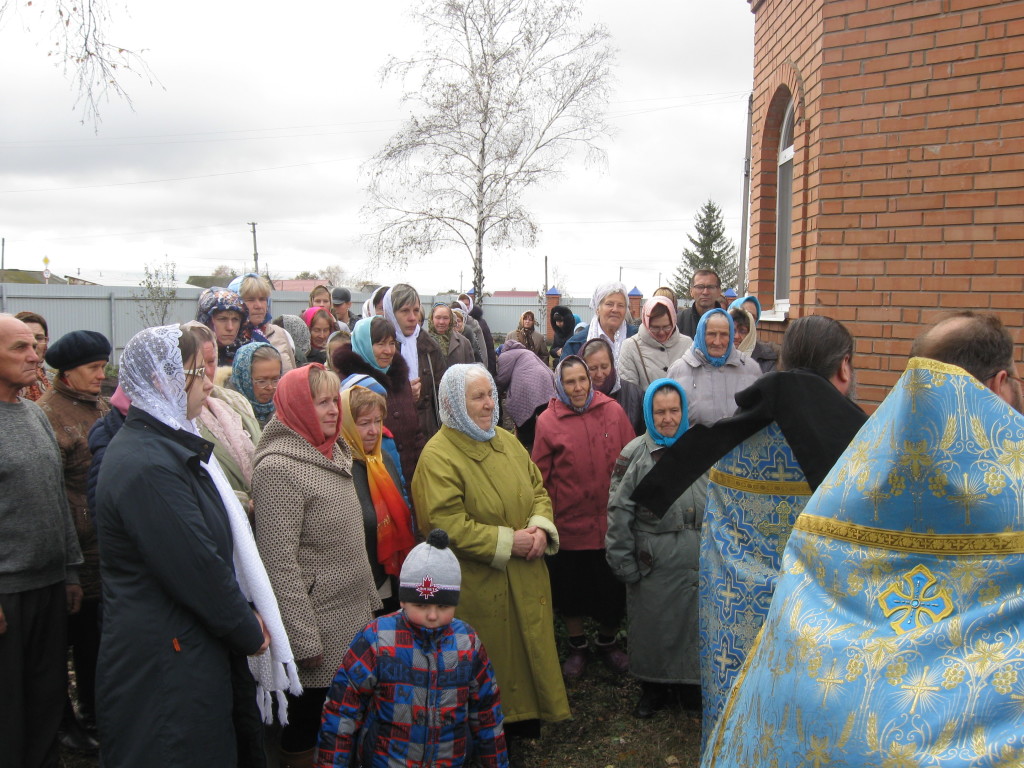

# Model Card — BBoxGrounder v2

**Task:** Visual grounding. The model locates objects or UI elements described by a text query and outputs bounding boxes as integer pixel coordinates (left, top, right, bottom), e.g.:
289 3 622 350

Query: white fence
0 283 599 361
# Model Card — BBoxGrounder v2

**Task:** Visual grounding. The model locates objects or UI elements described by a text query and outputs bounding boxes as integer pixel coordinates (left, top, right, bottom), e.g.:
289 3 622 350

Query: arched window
774 99 795 306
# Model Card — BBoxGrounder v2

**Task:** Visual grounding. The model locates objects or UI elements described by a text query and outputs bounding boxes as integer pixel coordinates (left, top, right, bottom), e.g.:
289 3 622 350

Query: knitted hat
399 529 461 606
45 330 111 372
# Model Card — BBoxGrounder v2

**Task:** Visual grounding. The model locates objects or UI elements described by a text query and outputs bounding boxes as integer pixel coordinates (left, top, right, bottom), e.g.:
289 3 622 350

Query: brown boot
279 747 316 768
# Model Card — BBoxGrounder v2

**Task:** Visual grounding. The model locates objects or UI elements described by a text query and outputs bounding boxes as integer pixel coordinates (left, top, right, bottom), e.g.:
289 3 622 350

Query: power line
0 156 359 194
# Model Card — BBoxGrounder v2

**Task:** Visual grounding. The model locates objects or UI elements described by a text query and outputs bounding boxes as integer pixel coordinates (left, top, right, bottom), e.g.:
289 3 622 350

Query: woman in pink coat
532 355 635 681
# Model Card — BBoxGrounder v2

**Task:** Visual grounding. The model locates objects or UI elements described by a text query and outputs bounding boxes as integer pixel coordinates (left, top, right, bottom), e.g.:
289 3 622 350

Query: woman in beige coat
253 364 380 767
618 297 693 391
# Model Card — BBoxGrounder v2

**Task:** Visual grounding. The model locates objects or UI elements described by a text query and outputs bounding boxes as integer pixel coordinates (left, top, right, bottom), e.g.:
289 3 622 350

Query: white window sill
760 306 789 323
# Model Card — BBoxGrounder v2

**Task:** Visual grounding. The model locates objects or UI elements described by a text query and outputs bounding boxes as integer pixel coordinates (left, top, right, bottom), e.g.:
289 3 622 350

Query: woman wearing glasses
180 325 263 518
232 342 283 429
94 324 288 768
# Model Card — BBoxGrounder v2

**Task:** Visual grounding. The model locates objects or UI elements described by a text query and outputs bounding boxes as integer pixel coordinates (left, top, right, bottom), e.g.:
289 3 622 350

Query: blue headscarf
341 373 387 397
554 355 594 413
728 295 761 323
643 378 688 446
693 308 734 368
351 317 390 373
230 341 278 421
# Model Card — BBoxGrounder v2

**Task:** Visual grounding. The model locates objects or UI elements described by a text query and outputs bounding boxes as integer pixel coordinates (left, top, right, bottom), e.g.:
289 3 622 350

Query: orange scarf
340 387 416 577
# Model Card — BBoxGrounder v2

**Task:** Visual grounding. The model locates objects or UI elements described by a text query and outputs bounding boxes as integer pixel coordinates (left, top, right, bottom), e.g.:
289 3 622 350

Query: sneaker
594 639 629 674
561 644 588 679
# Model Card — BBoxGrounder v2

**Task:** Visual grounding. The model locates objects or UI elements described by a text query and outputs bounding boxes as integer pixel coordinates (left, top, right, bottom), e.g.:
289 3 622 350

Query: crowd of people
3 267 1023 768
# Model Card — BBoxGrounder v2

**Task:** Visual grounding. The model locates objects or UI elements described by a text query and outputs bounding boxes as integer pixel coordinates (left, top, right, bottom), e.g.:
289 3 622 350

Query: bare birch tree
364 0 614 300
1 0 155 125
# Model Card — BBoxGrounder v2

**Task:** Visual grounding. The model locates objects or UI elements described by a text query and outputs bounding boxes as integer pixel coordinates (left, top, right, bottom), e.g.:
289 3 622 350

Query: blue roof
724 288 738 297
546 286 561 295
628 286 642 297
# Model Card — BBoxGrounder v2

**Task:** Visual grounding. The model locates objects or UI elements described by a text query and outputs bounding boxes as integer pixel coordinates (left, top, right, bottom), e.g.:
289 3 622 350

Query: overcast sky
0 1 754 297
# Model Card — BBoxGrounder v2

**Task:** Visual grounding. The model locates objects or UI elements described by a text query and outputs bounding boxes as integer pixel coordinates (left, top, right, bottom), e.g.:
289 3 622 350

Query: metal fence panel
1 283 594 361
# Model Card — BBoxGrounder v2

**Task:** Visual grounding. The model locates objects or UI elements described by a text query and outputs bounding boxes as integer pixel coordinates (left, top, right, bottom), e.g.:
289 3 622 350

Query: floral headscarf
196 287 266 365
231 342 278 421
273 364 341 460
693 308 734 368
643 378 689 447
732 308 758 355
511 311 537 353
438 364 498 442
120 325 194 432
554 355 595 414
340 386 416 577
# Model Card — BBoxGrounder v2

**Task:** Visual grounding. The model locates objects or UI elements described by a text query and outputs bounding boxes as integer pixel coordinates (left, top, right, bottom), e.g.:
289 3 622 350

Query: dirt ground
60 665 702 768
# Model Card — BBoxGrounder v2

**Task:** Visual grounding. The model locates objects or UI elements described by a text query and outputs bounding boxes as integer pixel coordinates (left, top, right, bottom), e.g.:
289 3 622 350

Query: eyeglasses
692 284 720 292
183 367 207 380
253 377 281 389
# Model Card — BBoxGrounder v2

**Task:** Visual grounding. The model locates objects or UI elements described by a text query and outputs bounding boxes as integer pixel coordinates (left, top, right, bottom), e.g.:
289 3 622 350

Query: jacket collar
125 406 214 464
684 346 744 368
52 376 105 405
440 423 505 461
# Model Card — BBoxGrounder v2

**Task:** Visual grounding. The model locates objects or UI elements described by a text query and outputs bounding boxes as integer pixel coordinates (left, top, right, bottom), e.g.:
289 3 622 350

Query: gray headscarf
438 364 498 442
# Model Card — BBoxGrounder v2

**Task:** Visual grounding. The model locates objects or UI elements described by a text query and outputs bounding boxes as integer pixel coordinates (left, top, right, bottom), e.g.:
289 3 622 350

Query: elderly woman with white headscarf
94 325 299 768
411 364 569 756
382 284 447 439
560 281 638 361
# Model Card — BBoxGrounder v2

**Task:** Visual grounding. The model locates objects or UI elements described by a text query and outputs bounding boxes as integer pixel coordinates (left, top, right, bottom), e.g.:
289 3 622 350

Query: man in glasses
677 269 724 339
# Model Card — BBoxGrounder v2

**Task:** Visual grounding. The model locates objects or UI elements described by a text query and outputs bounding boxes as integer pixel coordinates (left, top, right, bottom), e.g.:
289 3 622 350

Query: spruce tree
671 199 739 295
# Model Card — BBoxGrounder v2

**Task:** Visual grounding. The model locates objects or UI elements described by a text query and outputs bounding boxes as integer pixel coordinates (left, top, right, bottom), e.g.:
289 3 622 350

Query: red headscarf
273 364 341 459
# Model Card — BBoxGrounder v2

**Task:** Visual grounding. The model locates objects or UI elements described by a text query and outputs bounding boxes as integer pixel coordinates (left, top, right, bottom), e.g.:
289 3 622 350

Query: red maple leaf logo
416 576 440 599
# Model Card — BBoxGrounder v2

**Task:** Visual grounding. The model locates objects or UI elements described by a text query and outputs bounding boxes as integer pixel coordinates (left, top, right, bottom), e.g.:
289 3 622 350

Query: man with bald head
910 309 1023 412
0 314 84 767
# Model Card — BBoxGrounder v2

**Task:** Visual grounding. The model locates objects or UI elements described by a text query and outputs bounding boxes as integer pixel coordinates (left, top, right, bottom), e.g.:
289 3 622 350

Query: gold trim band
795 514 1024 555
709 467 812 497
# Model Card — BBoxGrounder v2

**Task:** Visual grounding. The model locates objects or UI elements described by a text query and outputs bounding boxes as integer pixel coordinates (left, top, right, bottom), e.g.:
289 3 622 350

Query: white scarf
119 325 302 724
587 316 626 361
383 289 420 379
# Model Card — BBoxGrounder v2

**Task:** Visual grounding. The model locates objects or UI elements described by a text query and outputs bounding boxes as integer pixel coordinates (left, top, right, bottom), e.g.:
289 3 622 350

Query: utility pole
619 266 623 282
248 222 259 274
544 254 548 294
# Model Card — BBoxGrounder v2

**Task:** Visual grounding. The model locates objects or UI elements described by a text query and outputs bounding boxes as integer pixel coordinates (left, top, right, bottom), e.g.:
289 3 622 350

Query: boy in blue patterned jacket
315 529 508 768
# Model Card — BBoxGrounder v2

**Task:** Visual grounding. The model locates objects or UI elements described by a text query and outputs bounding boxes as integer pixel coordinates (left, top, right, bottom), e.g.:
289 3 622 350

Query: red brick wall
746 0 1024 406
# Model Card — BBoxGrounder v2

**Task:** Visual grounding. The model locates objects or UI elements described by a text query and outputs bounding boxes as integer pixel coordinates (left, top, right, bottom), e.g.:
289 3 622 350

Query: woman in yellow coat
412 364 570 754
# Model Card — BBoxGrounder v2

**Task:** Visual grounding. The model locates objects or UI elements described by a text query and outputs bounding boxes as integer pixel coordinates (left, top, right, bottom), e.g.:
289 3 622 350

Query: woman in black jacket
94 325 281 768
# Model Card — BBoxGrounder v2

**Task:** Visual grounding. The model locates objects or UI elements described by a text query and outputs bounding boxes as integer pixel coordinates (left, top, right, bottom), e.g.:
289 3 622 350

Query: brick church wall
746 0 1024 405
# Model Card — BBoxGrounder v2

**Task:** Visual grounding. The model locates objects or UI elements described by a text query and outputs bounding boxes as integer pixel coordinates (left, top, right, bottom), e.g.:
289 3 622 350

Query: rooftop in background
491 290 539 298
269 279 331 292
1 269 68 285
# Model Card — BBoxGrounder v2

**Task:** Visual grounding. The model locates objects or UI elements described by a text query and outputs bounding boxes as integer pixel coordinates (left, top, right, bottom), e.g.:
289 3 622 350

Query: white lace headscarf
438 364 498 442
119 325 303 723
587 281 629 360
383 284 421 380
